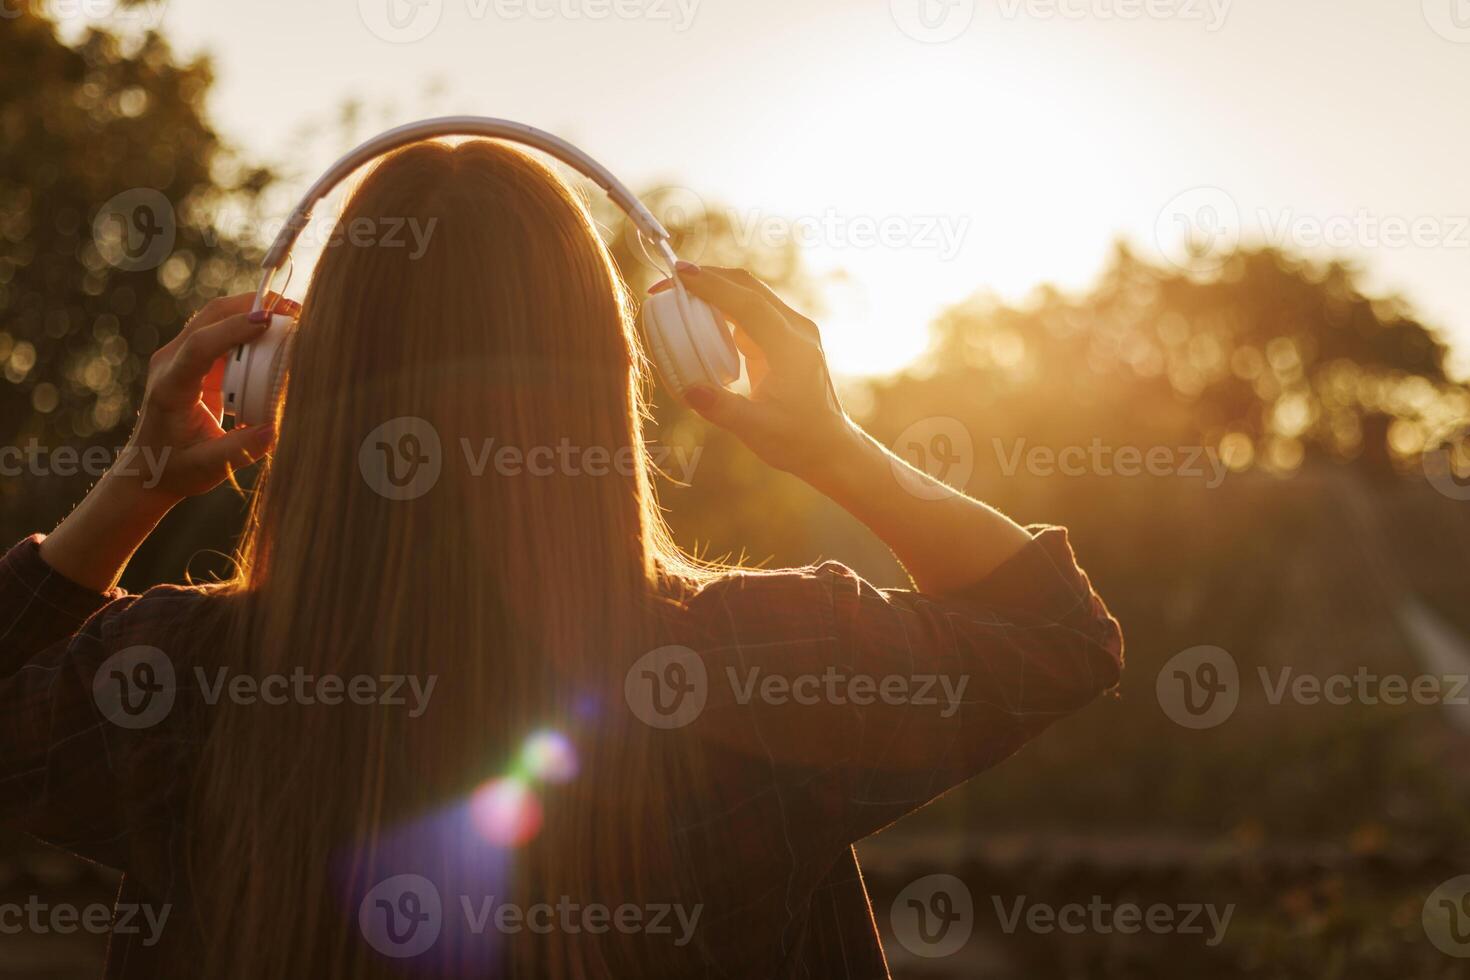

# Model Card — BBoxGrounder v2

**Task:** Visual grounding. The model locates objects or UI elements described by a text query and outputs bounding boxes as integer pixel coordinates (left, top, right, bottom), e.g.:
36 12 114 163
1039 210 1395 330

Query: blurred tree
0 6 273 531
865 244 1470 485
5 3 1464 579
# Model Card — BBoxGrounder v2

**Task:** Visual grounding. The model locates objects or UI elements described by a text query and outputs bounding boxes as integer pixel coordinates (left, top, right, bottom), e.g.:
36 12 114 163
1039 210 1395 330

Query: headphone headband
253 115 676 311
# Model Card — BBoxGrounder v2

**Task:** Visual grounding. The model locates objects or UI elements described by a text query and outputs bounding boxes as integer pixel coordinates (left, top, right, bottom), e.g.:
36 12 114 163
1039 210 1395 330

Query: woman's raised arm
39 294 283 591
651 263 1034 593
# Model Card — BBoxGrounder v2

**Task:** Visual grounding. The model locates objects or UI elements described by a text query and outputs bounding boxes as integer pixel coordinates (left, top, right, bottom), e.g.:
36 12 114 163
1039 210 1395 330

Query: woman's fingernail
647 278 673 295
247 309 271 324
675 261 701 275
249 423 277 447
685 386 714 410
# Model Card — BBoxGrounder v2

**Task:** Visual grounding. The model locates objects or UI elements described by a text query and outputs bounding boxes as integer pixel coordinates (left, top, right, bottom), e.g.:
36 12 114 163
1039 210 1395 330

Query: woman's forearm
38 474 175 593
665 264 1043 586
802 423 1034 595
35 295 284 593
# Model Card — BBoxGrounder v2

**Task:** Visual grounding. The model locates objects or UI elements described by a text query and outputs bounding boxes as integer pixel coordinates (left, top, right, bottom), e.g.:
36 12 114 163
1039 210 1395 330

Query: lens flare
469 777 543 847
572 691 602 722
520 730 578 784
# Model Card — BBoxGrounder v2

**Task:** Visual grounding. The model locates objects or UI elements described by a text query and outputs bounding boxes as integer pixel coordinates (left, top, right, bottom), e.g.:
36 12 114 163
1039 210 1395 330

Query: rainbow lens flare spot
520 730 578 784
470 777 543 847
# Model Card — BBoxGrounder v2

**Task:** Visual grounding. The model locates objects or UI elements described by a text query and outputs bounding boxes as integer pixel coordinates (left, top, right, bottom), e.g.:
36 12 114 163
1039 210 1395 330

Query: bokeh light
469 777 543 848
519 730 578 785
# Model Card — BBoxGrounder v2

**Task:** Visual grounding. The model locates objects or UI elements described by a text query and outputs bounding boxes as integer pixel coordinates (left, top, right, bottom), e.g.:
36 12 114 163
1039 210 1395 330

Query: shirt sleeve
682 524 1123 848
0 535 141 865
0 535 127 672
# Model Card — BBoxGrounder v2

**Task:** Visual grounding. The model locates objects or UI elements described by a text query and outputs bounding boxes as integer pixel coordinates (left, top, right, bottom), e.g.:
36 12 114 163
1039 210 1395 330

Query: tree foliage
865 244 1468 482
0 9 272 521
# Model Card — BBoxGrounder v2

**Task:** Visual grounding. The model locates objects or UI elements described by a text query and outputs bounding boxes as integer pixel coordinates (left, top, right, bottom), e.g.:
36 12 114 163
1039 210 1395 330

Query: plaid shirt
0 525 1122 978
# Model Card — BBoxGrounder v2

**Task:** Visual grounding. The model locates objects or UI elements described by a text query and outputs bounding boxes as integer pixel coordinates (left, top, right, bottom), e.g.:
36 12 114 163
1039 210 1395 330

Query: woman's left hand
40 294 293 591
119 293 291 504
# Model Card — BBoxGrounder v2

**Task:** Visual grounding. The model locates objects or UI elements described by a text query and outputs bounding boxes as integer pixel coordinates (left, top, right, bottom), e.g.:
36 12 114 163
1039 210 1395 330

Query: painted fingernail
675 261 701 275
647 279 673 295
248 423 277 447
685 386 714 410
247 309 271 324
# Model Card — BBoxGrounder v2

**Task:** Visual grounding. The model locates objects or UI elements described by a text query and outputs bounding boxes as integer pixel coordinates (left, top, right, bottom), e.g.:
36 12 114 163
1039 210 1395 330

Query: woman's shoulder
87 578 242 662
671 560 870 602
1 533 239 658
652 560 870 649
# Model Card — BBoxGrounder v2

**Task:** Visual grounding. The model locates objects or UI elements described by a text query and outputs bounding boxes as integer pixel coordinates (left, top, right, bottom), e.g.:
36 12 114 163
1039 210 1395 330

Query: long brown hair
189 139 714 977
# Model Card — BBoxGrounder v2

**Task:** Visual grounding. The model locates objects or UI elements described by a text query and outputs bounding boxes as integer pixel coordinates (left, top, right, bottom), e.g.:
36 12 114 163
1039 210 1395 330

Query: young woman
1 140 1122 978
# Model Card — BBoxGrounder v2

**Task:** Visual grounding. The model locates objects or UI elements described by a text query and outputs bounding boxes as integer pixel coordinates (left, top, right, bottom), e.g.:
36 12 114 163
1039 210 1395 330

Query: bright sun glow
155 0 1470 381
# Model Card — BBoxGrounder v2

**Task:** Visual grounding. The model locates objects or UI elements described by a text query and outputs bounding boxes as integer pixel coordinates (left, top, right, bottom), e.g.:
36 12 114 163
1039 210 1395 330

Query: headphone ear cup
221 314 295 426
641 290 739 397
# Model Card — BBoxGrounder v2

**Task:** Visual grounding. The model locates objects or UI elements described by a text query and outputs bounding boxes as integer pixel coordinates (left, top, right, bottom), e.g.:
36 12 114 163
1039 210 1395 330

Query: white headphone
221 116 739 425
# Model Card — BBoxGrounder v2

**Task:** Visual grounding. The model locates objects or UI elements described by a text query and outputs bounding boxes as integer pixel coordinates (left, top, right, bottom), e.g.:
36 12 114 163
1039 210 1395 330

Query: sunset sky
88 0 1470 378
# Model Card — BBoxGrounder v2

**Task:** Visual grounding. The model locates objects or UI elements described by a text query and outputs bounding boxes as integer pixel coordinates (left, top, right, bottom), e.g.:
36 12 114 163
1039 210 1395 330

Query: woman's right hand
648 263 857 477
652 262 1035 593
